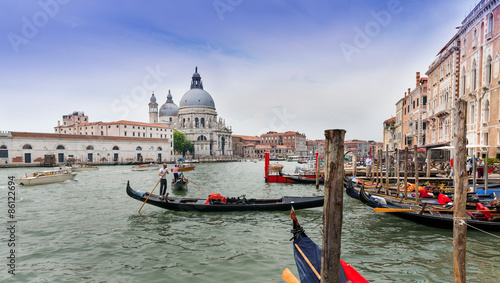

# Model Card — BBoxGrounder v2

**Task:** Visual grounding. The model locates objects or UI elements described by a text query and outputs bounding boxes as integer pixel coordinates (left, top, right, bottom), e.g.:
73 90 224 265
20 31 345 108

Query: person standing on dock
478 158 485 178
365 156 372 177
159 163 169 198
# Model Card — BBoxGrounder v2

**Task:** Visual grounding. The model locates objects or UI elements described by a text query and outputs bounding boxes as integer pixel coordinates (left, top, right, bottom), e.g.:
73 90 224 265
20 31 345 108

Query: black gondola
358 186 500 231
279 173 325 184
126 181 324 212
172 177 188 191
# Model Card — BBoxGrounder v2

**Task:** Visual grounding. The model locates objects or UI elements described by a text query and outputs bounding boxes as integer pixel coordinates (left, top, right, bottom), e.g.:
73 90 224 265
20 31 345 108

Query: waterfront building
394 98 404 150
423 36 460 149
149 68 233 157
401 73 428 148
232 135 261 158
382 117 396 151
260 131 307 157
306 139 325 158
0 131 172 165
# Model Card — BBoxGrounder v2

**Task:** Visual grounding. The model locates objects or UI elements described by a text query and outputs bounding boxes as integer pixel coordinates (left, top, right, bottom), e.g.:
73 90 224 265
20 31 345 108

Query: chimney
408 88 411 95
58 120 60 127
404 92 407 97
416 72 420 86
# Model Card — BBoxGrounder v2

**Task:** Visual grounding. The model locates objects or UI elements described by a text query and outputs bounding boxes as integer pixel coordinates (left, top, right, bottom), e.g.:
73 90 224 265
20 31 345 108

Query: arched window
197 135 207 141
195 118 199 128
86 145 94 150
472 60 477 90
201 118 205 128
112 146 119 150
23 144 32 149
157 147 162 151
484 100 490 122
183 118 186 128
56 145 65 150
0 145 7 149
470 104 475 124
136 146 142 151
486 56 493 85
473 28 477 45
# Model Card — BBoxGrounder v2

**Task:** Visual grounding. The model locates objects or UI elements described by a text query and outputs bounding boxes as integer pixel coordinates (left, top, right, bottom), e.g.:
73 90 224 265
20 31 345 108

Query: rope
461 221 500 239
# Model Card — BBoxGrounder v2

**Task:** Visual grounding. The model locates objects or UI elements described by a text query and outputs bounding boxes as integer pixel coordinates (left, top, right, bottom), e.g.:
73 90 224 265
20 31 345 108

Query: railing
486 30 493 40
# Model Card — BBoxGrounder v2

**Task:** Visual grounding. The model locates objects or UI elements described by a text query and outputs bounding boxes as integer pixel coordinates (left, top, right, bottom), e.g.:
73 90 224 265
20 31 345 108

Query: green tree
174 131 194 157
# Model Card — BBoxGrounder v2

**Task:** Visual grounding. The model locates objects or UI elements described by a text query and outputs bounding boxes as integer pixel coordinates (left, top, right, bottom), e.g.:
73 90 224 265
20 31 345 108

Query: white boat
71 164 99 172
286 156 300 162
131 163 159 171
15 169 77 186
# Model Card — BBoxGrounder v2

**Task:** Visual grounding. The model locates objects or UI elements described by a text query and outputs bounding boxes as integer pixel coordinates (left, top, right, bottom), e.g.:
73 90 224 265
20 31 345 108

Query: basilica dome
179 67 215 109
159 90 179 116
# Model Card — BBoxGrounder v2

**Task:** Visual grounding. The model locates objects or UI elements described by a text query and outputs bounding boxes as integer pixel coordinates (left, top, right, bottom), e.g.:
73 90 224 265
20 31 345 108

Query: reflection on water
0 162 499 282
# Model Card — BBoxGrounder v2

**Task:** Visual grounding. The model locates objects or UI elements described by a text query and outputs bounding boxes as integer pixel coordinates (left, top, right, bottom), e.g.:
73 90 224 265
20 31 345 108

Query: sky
0 0 482 141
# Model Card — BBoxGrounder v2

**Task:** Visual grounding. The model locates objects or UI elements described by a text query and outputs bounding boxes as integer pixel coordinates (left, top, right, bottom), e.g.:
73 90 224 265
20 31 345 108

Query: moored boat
177 163 195 172
132 163 159 171
15 169 77 186
126 181 324 212
283 208 369 283
71 164 99 172
172 175 188 191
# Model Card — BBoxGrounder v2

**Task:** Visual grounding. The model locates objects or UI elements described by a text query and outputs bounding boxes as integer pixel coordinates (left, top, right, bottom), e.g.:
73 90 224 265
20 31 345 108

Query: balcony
486 30 493 40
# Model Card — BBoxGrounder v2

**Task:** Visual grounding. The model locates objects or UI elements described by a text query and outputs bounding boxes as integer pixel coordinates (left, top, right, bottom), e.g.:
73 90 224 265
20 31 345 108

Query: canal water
0 161 499 282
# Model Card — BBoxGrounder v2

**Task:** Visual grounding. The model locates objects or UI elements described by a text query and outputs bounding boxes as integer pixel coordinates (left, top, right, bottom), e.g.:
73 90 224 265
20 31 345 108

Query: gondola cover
290 208 368 283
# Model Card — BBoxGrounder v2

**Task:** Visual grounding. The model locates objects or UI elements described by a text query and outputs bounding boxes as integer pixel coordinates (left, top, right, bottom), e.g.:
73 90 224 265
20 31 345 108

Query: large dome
159 90 179 116
179 67 215 109
179 88 215 108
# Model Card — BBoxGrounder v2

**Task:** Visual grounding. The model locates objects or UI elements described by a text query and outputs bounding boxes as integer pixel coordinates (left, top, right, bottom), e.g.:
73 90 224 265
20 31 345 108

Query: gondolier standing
159 163 169 198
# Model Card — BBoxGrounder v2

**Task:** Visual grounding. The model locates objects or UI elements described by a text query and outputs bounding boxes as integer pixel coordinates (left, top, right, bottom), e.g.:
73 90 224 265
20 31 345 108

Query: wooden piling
378 149 382 187
353 155 357 177
426 149 431 178
404 147 408 200
396 148 400 187
321 129 346 283
453 100 467 283
315 150 320 189
485 154 489 194
414 145 419 203
385 146 389 195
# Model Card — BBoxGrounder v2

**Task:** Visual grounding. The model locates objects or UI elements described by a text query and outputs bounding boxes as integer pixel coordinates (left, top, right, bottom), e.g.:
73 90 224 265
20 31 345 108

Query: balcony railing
486 30 493 40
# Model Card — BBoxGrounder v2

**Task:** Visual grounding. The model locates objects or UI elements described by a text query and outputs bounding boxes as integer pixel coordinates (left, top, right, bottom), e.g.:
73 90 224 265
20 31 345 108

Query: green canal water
0 161 499 282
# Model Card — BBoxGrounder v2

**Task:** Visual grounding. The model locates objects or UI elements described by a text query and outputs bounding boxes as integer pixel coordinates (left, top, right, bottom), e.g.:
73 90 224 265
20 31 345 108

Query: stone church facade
149 68 233 157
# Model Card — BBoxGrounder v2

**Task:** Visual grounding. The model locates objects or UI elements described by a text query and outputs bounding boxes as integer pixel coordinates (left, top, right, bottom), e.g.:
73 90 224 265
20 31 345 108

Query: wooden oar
185 178 205 190
374 208 495 213
138 171 168 213
282 268 300 283
294 243 321 280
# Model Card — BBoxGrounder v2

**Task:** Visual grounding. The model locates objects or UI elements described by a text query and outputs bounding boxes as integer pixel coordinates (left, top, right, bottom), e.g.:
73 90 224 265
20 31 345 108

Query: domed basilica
148 68 232 156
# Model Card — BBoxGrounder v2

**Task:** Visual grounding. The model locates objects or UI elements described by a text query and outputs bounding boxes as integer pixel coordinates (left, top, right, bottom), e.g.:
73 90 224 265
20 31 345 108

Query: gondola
172 177 188 191
279 172 325 184
282 208 369 283
358 186 500 231
126 181 324 212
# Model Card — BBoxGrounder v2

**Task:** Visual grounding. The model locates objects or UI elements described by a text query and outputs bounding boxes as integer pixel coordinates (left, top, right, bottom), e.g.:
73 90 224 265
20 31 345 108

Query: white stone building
0 131 173 165
149 68 233 157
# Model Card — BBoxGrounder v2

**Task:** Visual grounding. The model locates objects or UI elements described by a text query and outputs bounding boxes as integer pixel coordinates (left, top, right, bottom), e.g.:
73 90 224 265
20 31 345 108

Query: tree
174 131 194 157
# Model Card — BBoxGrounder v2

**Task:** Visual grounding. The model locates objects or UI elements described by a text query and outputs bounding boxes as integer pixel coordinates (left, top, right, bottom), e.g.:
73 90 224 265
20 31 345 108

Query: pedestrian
449 158 454 178
365 156 372 177
172 164 179 182
158 163 169 198
466 157 472 176
477 158 485 178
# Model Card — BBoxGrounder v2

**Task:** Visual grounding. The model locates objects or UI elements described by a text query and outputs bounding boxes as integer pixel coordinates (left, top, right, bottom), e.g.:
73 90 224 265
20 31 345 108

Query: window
197 135 207 141
195 118 199 128
22 144 32 149
486 56 493 85
470 104 475 123
136 146 142 151
461 67 466 95
56 145 65 150
157 147 162 151
472 60 477 90
201 118 205 128
423 96 427 105
484 100 490 123
86 145 94 150
488 13 494 38
0 145 6 149
113 146 119 150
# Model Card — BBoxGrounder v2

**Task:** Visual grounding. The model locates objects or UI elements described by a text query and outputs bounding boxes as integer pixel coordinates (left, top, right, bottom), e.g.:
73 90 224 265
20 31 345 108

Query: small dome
179 88 215 108
159 90 179 116
150 93 156 101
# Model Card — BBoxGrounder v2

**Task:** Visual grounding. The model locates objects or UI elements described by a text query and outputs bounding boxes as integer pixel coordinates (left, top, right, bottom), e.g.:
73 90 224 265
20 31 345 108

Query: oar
294 243 321 280
185 177 205 190
282 268 300 283
138 171 168 213
374 208 495 213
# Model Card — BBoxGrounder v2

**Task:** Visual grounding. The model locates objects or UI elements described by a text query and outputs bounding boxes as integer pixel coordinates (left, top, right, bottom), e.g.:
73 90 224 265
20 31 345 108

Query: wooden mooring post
404 147 408 200
396 148 400 187
353 155 357 177
426 149 431 178
414 145 419 203
321 129 345 283
453 100 468 283
315 150 320 189
378 149 382 187
385 146 389 195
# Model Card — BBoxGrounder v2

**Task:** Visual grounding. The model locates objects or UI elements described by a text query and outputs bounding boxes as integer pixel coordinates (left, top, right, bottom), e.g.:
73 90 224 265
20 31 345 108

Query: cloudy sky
1 0 480 141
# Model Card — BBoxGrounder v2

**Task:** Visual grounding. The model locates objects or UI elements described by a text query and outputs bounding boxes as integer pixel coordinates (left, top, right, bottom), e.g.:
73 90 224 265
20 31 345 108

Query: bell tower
149 92 158 124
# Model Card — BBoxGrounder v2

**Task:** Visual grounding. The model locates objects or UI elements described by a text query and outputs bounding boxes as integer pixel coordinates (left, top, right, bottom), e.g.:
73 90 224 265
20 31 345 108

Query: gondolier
158 163 169 198
365 156 372 177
